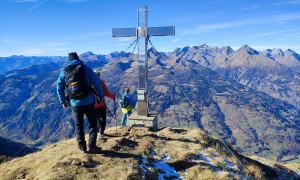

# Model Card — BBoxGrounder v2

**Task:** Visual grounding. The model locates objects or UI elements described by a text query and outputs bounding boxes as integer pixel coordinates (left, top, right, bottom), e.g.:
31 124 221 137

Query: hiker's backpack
64 64 90 100
121 95 129 108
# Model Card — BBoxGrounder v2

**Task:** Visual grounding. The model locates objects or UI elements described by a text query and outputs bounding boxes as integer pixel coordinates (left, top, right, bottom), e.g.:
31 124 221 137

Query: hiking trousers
71 103 97 149
121 110 131 126
96 106 106 135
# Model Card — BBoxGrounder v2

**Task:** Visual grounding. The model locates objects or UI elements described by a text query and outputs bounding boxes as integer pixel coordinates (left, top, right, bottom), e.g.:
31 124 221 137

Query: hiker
56 52 104 153
120 88 134 126
93 69 116 136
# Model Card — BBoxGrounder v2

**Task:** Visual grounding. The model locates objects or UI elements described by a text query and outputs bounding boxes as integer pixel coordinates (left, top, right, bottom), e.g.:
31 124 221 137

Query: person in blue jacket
56 52 104 153
120 88 134 126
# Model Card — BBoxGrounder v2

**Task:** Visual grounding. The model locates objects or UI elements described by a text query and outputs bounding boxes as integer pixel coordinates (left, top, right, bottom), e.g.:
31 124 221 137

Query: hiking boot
88 145 102 153
78 146 87 154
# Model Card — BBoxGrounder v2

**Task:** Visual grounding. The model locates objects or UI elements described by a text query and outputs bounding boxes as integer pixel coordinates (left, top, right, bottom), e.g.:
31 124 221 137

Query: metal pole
137 6 148 116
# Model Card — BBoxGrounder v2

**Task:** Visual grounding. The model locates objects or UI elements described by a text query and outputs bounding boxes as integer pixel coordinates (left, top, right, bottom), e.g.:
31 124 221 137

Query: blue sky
0 0 300 56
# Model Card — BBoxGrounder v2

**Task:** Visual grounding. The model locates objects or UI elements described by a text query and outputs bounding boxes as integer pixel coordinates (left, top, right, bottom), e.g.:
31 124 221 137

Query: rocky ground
0 127 298 180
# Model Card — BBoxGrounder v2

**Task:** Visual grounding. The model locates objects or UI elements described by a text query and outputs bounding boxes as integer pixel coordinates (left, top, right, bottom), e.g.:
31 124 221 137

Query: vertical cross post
137 6 148 116
112 6 175 117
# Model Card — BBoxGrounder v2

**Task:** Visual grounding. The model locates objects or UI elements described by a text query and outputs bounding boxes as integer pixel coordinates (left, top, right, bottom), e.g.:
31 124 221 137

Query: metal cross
112 6 175 116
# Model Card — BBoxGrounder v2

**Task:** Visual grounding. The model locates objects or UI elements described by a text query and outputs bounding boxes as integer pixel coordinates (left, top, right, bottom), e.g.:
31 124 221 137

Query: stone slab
128 111 158 130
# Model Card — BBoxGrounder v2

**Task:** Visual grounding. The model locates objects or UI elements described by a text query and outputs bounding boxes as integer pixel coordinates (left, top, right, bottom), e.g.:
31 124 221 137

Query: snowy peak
80 51 95 57
285 49 300 62
237 45 259 55
272 48 284 56
192 44 209 50
79 51 102 62
258 48 300 71
173 47 181 53
147 47 167 59
220 46 234 55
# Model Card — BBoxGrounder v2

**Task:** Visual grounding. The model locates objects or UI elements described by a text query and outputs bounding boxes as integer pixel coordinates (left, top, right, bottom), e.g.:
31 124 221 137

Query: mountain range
0 56 65 75
0 44 299 164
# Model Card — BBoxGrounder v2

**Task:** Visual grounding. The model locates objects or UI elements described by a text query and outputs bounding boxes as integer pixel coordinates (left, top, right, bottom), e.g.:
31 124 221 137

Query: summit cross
112 6 175 116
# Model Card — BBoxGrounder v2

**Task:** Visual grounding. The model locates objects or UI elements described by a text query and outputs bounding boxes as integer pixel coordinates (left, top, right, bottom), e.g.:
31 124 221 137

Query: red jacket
95 79 115 108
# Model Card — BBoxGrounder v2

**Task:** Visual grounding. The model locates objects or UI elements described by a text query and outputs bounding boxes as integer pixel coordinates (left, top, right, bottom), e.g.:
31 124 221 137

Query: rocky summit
0 127 298 179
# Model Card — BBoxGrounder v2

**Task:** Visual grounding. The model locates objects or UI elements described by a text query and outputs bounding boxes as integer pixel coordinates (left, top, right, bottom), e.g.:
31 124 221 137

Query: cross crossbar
112 26 175 37
148 26 175 36
112 28 136 37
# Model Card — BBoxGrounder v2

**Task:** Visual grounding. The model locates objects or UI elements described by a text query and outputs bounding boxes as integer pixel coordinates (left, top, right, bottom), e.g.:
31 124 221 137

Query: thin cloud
19 47 68 56
215 28 299 45
199 21 245 30
216 38 240 45
85 32 110 37
47 48 67 51
246 28 299 38
270 13 300 23
62 31 110 41
289 32 300 38
182 21 248 35
85 42 102 45
273 0 300 5
182 13 300 35
11 0 38 2
117 37 135 42
20 48 45 55
3 39 25 44
116 44 128 46
60 0 89 2
39 42 69 47
172 38 180 43
28 0 47 12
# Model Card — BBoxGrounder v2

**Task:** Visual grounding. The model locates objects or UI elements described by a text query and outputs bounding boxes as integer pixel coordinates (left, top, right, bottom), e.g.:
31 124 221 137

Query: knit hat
68 52 80 61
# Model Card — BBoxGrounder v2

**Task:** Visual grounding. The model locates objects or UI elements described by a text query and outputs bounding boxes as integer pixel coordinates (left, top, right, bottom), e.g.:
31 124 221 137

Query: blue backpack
121 96 129 108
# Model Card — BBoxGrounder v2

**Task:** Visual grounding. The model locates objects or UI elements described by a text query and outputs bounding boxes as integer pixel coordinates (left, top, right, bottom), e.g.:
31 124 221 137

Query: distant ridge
0 136 38 163
1 45 299 74
0 56 65 74
167 44 300 108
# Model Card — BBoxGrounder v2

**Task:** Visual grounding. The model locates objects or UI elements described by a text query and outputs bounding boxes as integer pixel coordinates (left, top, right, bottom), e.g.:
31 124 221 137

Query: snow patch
139 153 181 180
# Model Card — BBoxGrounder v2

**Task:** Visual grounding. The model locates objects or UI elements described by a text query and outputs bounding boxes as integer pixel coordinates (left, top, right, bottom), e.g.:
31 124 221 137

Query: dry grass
0 155 10 164
245 164 264 180
186 166 224 180
0 127 296 180
0 128 139 180
284 163 300 175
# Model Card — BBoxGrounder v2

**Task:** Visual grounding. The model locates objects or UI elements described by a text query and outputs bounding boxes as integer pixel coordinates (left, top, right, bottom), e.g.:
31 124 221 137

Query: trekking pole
104 105 115 119
104 103 119 134
113 92 118 134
